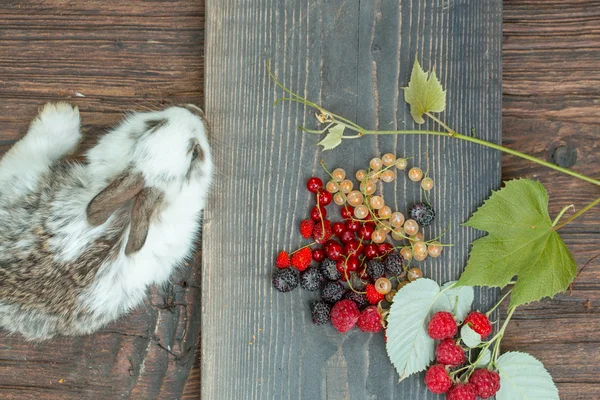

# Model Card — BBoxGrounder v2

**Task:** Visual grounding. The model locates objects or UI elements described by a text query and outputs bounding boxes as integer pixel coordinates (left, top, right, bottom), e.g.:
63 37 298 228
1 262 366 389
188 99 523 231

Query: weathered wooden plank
0 1 204 399
203 1 502 398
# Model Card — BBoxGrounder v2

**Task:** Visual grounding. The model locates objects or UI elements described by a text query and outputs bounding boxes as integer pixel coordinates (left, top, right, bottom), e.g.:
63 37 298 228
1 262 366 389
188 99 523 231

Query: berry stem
485 288 513 317
291 241 317 254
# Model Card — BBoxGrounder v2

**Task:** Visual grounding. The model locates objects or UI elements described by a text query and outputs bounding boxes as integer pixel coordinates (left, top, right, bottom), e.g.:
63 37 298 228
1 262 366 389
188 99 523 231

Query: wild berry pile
425 310 500 399
272 155 443 334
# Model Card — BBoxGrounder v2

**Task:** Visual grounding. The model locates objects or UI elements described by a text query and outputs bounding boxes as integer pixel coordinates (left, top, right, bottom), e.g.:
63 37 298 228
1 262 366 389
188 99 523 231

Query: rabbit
0 102 212 340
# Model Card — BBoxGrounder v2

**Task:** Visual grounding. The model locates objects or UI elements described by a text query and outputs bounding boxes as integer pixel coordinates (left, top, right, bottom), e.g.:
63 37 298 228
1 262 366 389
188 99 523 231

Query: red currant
325 240 343 261
340 205 354 219
345 220 361 232
378 243 393 256
307 177 323 193
316 189 332 206
358 224 374 241
340 230 355 244
310 205 327 221
336 259 347 274
344 240 364 257
346 256 359 272
332 222 346 236
364 244 379 259
312 248 325 262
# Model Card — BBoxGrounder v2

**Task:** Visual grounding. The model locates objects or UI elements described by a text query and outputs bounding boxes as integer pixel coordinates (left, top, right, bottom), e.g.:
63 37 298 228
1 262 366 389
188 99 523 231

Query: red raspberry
330 299 360 333
291 248 312 271
446 383 476 400
299 219 315 239
275 251 291 268
312 220 333 244
357 306 382 332
469 369 500 399
427 311 457 340
424 364 452 394
436 339 466 367
464 312 492 339
365 284 384 304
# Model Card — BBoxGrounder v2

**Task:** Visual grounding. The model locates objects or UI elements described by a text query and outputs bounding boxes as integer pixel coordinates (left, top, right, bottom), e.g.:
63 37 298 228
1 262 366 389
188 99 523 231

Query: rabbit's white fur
0 103 212 339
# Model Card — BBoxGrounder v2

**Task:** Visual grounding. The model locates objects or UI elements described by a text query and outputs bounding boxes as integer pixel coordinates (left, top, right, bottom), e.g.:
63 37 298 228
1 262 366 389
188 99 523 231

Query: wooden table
0 1 598 399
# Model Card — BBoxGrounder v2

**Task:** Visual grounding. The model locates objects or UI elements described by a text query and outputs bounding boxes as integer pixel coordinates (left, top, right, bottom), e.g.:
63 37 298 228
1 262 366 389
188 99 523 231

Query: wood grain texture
0 1 204 399
203 1 502 399
502 1 600 399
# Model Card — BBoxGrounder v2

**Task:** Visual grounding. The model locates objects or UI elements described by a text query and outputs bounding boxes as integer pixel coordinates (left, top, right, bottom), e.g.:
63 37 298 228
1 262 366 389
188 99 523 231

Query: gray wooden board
203 1 502 399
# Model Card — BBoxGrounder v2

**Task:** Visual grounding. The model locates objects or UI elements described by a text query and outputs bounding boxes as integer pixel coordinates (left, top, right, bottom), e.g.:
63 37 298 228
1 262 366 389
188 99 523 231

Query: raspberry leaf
457 179 577 307
403 59 446 124
496 351 559 400
441 281 474 322
386 279 452 381
475 349 491 367
460 325 481 348
317 124 344 150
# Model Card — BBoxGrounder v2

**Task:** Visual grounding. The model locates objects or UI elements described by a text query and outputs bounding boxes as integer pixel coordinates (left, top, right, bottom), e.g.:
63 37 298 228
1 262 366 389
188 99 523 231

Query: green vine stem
553 197 600 231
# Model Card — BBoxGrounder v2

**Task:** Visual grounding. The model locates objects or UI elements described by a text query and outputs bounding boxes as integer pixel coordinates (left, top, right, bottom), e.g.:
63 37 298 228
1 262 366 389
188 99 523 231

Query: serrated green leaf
386 279 452 381
457 179 577 307
460 325 481 348
441 281 474 322
497 352 559 400
475 349 491 367
317 124 344 150
403 59 446 124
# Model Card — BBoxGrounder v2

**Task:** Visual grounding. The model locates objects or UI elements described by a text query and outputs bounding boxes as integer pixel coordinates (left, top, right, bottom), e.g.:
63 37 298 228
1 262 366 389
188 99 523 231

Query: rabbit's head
86 105 212 255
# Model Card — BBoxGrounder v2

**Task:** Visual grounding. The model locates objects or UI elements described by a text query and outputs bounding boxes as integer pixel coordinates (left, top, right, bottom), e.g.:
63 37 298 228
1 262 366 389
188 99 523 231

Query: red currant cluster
272 162 439 334
425 311 500 400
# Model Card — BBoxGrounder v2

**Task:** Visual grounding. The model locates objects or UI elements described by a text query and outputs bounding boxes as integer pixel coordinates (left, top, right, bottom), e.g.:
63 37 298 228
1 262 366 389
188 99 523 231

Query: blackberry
321 281 345 303
320 258 341 281
385 252 404 276
366 259 385 279
310 300 331 325
410 202 435 227
272 268 299 293
344 291 368 310
300 267 324 291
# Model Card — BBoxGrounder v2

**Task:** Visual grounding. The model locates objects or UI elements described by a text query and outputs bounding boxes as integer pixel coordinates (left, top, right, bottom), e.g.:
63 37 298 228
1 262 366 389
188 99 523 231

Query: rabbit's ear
86 171 145 226
125 187 164 256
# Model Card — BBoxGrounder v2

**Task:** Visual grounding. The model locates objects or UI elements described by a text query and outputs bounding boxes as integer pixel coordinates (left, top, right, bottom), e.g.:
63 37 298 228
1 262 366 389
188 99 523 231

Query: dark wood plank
203 1 502 398
0 1 204 399
502 1 600 399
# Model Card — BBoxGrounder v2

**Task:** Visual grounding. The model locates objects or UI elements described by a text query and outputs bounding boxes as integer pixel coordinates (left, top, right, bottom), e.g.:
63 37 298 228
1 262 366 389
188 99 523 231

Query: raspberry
436 339 466 367
365 284 384 305
357 306 382 332
272 268 299 292
310 300 331 325
300 219 315 239
321 281 345 303
469 369 500 399
330 299 360 333
291 247 312 271
300 267 323 291
344 291 368 310
446 383 476 400
424 364 452 394
275 251 291 268
464 312 492 339
366 259 385 279
320 258 341 281
385 252 404 276
427 311 457 340
312 220 333 244
409 202 435 227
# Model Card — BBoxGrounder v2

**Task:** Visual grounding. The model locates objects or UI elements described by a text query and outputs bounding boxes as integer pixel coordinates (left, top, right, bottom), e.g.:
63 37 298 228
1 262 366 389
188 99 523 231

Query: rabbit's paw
28 102 82 159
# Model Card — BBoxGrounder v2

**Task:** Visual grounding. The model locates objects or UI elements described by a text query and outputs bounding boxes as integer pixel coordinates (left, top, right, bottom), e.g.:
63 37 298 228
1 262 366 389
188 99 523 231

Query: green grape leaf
403 59 446 124
441 281 474 322
457 179 577 308
386 279 452 381
317 124 344 150
496 352 559 400
460 325 481 348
